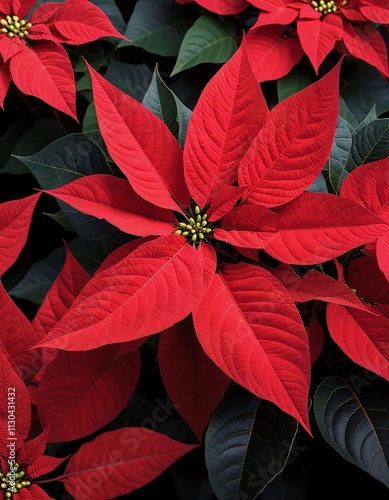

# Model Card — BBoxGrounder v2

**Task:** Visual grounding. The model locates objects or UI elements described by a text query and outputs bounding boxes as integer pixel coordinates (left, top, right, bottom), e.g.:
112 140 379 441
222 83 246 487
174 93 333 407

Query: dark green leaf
142 65 192 146
119 0 190 56
328 116 353 192
205 385 298 500
347 118 389 171
314 376 389 488
171 15 237 76
14 133 112 190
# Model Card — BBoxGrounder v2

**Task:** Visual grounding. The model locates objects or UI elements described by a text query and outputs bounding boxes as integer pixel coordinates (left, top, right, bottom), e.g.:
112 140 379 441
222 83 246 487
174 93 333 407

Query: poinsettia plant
1 0 389 499
0 0 125 117
175 0 389 82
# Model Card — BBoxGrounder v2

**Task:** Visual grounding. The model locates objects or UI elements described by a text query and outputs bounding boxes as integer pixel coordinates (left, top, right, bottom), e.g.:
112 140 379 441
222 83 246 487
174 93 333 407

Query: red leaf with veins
193 263 311 433
43 174 177 237
10 42 77 119
158 315 230 442
245 26 304 83
63 428 198 499
26 454 68 479
32 246 90 338
238 58 341 207
44 0 126 44
216 193 387 264
88 63 189 211
269 264 370 311
0 192 40 277
36 345 141 442
340 157 389 222
0 282 41 380
183 37 268 208
33 235 216 351
17 425 51 465
341 23 389 78
327 304 389 381
297 15 343 73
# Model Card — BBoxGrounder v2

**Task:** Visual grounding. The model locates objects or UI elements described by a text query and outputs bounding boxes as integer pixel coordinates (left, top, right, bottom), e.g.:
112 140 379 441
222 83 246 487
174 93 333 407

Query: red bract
0 0 126 118
35 40 389 433
176 0 389 81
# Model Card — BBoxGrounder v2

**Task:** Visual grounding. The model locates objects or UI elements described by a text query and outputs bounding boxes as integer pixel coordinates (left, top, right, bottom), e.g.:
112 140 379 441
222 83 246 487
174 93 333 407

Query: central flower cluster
174 206 212 243
308 0 348 15
0 462 31 497
0 15 31 39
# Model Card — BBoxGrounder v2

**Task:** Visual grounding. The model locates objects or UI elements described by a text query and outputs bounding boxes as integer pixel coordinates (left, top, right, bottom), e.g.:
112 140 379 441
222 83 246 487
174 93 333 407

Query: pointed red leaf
341 23 389 78
340 157 389 222
0 282 41 381
158 315 230 442
297 16 343 73
216 193 388 263
26 454 68 479
88 64 189 211
36 345 140 442
17 425 50 465
15 484 55 499
33 235 216 351
245 26 304 83
269 264 370 311
12 0 36 18
32 246 90 337
327 304 389 381
251 0 299 27
183 37 268 208
96 236 157 274
0 35 23 62
238 59 342 207
193 263 311 433
9 42 77 119
208 185 247 222
62 428 197 499
0 193 40 276
43 174 176 237
0 349 31 441
45 0 126 44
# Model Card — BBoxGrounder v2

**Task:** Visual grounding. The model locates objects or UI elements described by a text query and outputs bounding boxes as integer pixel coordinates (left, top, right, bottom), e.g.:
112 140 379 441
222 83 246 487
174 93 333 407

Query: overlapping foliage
0 0 389 499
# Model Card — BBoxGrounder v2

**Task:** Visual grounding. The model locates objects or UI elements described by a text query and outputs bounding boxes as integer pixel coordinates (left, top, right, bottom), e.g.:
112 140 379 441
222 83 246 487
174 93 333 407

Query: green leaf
171 15 237 77
328 116 353 193
346 118 389 171
14 132 112 190
82 103 99 133
205 385 298 500
90 0 126 33
306 172 328 193
119 0 190 56
142 65 192 146
314 376 389 488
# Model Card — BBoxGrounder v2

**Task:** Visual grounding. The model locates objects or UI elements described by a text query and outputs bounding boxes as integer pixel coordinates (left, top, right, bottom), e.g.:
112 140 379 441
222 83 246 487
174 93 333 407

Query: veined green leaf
171 15 237 76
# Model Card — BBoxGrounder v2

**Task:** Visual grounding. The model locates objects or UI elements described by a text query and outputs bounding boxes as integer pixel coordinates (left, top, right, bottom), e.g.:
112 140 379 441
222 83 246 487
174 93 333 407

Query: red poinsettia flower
176 0 389 82
0 0 125 118
0 427 66 500
34 40 389 433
